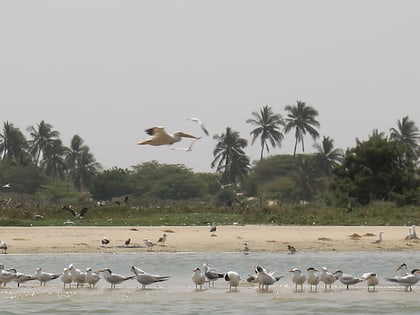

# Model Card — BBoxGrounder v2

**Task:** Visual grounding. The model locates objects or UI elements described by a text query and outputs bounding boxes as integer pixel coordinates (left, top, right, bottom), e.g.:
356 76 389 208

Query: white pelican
320 267 337 290
203 263 224 287
224 271 240 291
306 267 320 292
144 239 155 251
97 268 134 288
187 117 209 136
256 265 283 291
289 268 306 292
371 232 383 247
61 268 73 288
85 268 101 288
192 267 206 290
35 268 61 286
362 272 379 291
334 270 362 289
386 269 420 292
138 126 200 146
130 265 170 289
157 233 167 246
62 205 88 219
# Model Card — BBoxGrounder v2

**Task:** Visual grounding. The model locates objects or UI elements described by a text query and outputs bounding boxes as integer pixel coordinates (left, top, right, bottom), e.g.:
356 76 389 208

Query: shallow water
1 251 420 314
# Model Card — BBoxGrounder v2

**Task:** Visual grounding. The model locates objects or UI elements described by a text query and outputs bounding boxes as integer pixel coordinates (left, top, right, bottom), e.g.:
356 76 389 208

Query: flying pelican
187 117 209 136
334 270 363 289
224 271 240 291
385 269 420 292
362 272 379 291
157 233 167 246
289 268 306 292
203 263 224 287
138 126 200 146
371 232 384 247
130 265 170 289
306 267 320 292
97 268 135 288
320 267 337 290
35 268 61 286
85 268 101 288
192 267 206 290
62 205 88 219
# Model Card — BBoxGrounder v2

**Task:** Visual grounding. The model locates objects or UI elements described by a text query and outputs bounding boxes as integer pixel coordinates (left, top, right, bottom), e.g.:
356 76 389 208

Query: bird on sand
243 243 249 255
287 245 296 254
124 238 131 246
137 126 200 146
97 268 135 288
130 265 170 289
210 223 217 236
0 240 8 254
157 233 167 246
62 205 88 219
187 117 209 136
371 232 384 247
144 239 155 251
101 237 110 246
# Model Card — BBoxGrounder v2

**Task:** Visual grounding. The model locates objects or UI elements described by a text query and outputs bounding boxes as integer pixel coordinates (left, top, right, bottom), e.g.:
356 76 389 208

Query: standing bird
61 267 73 288
386 269 420 292
62 205 88 219
124 238 131 246
144 239 155 251
334 270 363 289
243 243 249 255
35 268 61 286
157 233 167 246
138 126 200 146
371 232 384 247
130 265 170 289
306 267 320 292
287 245 296 254
97 268 134 288
256 265 283 291
68 264 86 288
224 271 240 291
203 263 224 288
320 267 337 290
101 237 110 246
187 117 209 136
0 240 8 254
210 223 217 237
362 272 379 291
192 267 206 290
85 268 101 288
289 268 306 292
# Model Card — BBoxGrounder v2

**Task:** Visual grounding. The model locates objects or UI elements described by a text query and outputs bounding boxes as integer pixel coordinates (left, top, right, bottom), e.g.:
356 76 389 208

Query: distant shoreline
0 225 417 254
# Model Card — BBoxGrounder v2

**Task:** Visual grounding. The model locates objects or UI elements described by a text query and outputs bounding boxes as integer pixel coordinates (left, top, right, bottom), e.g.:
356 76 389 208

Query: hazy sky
1 1 419 172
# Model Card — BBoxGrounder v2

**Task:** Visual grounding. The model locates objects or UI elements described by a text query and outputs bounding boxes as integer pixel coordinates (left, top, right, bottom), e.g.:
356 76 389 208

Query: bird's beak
179 132 199 139
96 269 104 273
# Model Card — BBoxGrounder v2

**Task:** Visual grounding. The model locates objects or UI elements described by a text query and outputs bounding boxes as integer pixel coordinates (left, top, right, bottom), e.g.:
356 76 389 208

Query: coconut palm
390 116 420 159
283 101 320 157
27 120 60 166
41 139 69 179
211 127 250 184
313 136 344 175
65 135 101 191
0 121 29 164
246 105 284 160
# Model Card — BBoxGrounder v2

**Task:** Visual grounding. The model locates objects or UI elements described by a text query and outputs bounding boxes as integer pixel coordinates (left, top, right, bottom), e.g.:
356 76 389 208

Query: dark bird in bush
62 205 88 219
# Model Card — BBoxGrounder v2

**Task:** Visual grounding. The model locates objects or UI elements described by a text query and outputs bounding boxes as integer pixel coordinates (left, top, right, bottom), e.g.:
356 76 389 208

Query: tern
9 269 35 287
385 269 420 292
62 205 88 219
131 265 170 289
68 264 86 288
138 126 200 146
362 272 379 291
61 268 73 288
85 268 101 288
35 268 61 286
187 117 209 136
306 267 320 292
256 265 283 291
289 268 306 292
334 270 363 289
97 268 135 288
0 268 18 287
192 267 206 290
320 267 337 290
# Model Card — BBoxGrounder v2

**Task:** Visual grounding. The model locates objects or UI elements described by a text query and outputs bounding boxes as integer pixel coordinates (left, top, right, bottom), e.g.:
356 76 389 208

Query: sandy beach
0 225 418 254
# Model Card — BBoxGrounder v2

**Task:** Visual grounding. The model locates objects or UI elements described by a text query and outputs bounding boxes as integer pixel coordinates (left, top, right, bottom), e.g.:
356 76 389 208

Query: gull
130 265 170 289
411 225 419 239
68 264 86 288
334 270 363 289
187 117 209 136
62 205 88 219
288 268 306 292
224 271 240 291
306 267 320 292
138 126 200 146
61 267 73 288
170 138 200 152
362 272 379 291
9 269 35 287
157 233 167 246
101 237 110 246
0 240 8 254
320 267 337 290
385 269 420 292
256 265 283 291
85 268 101 288
243 242 249 255
35 267 61 286
192 267 206 290
203 263 224 287
97 268 135 288
371 232 383 247
144 238 155 251
210 223 217 237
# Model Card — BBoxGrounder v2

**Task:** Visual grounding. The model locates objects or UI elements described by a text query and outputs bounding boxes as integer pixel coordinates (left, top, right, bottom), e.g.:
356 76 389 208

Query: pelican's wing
62 205 76 216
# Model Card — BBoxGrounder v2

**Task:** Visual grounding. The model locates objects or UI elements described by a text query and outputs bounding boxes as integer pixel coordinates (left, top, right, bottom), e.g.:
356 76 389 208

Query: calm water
1 251 420 314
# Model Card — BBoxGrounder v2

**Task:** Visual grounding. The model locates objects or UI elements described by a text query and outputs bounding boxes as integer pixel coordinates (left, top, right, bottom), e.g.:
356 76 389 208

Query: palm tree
41 139 69 179
211 127 250 184
246 105 284 160
27 120 60 166
313 136 344 175
65 135 101 191
283 100 320 157
390 116 420 159
0 121 29 164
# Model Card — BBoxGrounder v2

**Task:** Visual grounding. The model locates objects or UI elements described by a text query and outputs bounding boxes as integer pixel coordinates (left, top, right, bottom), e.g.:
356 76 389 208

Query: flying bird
187 117 209 136
62 205 88 219
137 126 200 146
170 138 200 152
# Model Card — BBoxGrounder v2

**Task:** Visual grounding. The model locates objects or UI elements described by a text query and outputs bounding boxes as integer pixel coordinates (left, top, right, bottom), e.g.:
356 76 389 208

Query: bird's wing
62 206 76 216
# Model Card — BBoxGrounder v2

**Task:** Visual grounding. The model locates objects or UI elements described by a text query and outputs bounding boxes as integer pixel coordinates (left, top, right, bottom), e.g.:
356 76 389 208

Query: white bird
1 183 10 188
85 268 101 288
306 267 320 292
61 267 73 288
130 265 170 289
371 232 384 246
68 264 86 288
411 225 419 239
203 263 224 287
255 265 283 290
362 272 379 291
138 126 200 146
97 268 135 288
386 269 420 292
0 268 18 287
396 263 409 276
334 270 363 289
224 271 240 291
170 138 200 152
35 268 61 286
144 238 155 251
192 267 206 290
320 267 337 290
0 240 8 254
62 205 88 219
289 268 306 292
9 269 35 287
187 117 209 136
157 233 167 246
